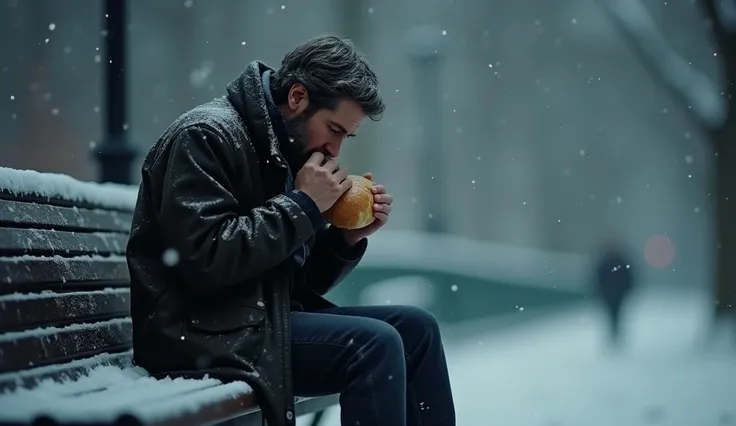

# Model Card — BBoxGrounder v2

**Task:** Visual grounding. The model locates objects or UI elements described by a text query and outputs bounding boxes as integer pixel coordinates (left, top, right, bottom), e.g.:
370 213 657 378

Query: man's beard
284 110 320 169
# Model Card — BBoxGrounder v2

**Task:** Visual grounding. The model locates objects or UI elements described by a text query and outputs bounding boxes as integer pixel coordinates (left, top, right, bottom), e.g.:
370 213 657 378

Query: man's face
282 84 366 167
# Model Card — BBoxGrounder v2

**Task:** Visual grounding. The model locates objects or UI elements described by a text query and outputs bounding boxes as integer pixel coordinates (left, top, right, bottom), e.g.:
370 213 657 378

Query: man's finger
338 178 353 194
334 167 349 182
363 172 373 181
374 203 391 215
323 158 340 172
374 193 393 204
374 212 389 223
306 152 324 165
371 184 386 194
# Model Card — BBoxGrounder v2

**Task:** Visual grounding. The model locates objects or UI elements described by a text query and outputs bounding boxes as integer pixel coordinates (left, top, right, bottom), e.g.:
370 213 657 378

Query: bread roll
322 175 375 229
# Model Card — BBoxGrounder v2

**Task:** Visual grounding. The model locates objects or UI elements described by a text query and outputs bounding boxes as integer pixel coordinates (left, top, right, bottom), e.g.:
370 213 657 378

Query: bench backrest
0 187 135 392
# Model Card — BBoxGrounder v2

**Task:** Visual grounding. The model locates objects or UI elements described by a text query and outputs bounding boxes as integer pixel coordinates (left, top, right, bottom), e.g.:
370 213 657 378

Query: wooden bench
0 168 336 426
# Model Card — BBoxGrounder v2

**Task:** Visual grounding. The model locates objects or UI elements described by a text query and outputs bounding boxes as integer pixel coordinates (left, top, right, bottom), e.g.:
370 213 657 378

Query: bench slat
0 370 254 426
0 355 337 426
0 288 130 332
0 189 135 213
0 198 132 233
150 384 262 426
152 395 338 426
0 255 129 294
0 351 133 393
0 228 128 257
0 318 133 373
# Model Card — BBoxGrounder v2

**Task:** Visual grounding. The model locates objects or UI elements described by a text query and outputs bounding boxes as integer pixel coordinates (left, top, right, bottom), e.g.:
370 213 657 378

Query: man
126 35 456 426
594 241 636 348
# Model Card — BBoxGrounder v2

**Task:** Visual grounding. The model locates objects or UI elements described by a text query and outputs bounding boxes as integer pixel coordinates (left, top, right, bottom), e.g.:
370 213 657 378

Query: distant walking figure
594 243 636 347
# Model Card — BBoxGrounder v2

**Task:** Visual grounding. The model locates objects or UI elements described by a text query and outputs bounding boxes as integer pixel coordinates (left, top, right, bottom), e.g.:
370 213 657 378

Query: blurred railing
326 230 591 325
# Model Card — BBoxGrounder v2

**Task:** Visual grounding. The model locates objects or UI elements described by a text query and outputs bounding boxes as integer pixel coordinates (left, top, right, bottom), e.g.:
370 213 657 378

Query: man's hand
295 152 352 212
339 172 393 246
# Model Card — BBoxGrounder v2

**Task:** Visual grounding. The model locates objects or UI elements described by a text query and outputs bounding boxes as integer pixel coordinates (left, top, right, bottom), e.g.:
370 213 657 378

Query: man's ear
287 83 310 115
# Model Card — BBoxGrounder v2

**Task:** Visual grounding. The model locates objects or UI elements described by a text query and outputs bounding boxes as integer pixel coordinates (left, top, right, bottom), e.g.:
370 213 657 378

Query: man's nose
325 140 342 158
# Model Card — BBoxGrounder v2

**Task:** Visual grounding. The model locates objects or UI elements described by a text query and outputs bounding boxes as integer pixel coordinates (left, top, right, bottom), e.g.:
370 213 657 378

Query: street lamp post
94 0 137 185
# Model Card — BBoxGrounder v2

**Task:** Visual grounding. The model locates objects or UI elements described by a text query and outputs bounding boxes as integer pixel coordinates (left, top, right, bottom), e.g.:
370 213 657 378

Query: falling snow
1 3 728 424
162 248 180 267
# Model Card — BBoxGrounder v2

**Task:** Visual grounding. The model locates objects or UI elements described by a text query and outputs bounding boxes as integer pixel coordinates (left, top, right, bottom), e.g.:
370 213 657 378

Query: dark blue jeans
291 305 456 425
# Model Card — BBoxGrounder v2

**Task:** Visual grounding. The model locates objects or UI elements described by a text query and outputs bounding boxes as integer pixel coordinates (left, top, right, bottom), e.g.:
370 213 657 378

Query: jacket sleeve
303 224 368 296
154 125 323 293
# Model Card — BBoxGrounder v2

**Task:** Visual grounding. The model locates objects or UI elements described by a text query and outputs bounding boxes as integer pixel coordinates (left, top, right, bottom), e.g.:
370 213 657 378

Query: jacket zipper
282 276 296 424
273 155 296 425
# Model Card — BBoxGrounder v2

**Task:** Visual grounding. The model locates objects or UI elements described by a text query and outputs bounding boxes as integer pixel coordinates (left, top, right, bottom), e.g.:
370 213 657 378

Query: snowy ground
298 285 736 425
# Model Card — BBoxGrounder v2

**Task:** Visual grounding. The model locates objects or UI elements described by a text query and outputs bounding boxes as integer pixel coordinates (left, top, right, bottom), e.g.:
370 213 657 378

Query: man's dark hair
271 35 385 121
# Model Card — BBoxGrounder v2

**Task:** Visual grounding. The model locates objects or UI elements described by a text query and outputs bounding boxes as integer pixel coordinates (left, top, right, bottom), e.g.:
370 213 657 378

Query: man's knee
393 305 441 336
355 318 406 363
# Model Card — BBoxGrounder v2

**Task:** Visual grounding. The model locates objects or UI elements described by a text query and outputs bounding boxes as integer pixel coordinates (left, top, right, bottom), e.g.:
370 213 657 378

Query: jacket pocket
188 304 265 334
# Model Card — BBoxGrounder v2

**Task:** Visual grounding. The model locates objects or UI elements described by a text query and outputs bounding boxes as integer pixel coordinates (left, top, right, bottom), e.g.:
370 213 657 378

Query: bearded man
126 35 456 426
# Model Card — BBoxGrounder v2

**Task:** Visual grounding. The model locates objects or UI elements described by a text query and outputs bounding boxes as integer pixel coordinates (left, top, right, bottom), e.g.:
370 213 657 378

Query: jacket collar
262 70 302 173
225 61 287 168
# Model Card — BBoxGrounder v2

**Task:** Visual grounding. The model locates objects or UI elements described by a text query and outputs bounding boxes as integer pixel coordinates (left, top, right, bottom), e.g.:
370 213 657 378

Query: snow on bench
0 287 128 316
0 358 253 424
0 351 134 391
361 230 592 292
0 254 127 265
0 166 139 211
0 316 131 343
0 287 128 303
0 253 129 287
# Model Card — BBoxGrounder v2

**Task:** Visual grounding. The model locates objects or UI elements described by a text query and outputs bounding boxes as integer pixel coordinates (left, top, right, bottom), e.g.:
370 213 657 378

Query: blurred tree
600 0 735 325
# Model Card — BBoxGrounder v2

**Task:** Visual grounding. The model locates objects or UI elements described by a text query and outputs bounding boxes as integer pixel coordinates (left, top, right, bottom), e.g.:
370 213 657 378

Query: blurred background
1 0 735 424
